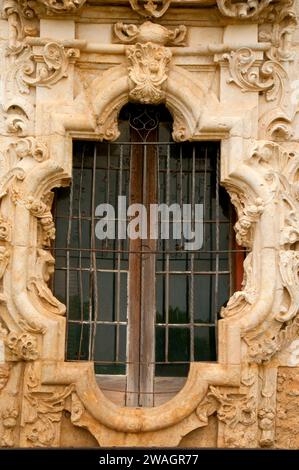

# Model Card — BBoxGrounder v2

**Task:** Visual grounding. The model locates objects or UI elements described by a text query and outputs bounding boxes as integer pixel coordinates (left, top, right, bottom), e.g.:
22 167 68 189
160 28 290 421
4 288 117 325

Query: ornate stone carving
249 143 299 247
197 383 257 447
258 2 297 62
0 247 10 280
3 0 38 51
115 21 187 46
0 217 11 243
218 42 295 140
223 47 287 103
129 0 171 18
70 392 85 424
0 364 10 392
22 364 74 447
216 0 282 20
26 195 55 247
10 42 79 94
28 249 66 316
207 386 256 429
276 368 299 448
0 0 298 450
232 193 264 248
246 251 299 364
278 251 299 322
37 0 86 13
1 406 19 447
257 367 277 447
6 332 39 361
7 137 48 163
127 43 172 104
221 253 257 319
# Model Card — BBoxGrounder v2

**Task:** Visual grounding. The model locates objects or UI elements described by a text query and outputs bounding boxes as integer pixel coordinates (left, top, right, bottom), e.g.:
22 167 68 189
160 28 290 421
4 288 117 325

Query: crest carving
127 43 172 104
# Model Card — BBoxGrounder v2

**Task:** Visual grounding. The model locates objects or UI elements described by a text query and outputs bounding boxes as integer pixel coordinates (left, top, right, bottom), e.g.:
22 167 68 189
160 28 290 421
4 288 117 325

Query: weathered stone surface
0 0 298 448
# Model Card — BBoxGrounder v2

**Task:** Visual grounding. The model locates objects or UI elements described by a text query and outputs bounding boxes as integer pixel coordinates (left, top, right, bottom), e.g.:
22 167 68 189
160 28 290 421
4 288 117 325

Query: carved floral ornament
130 0 294 22
2 0 294 19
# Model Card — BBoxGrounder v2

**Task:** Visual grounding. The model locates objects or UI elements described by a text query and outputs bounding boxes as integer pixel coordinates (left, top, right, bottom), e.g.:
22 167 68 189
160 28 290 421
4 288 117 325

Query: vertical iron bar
215 146 220 356
105 143 111 250
190 144 195 362
165 144 170 363
66 153 74 358
78 146 85 359
115 145 123 363
91 144 99 360
180 145 183 249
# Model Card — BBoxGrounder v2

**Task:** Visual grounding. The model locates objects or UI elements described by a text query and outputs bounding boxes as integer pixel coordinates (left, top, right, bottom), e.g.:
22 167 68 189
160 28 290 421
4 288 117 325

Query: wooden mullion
139 128 157 407
126 132 143 407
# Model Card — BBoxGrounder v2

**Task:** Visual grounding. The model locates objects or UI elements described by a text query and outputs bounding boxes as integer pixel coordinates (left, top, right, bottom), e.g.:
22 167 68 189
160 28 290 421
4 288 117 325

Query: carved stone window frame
0 0 298 448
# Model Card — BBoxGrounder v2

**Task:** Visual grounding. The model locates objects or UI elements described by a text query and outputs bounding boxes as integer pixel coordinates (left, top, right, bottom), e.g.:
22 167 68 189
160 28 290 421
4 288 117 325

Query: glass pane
67 322 90 361
194 326 216 361
94 324 126 375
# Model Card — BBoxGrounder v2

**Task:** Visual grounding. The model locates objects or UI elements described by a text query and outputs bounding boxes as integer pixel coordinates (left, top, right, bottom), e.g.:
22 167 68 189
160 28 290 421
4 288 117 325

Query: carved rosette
127 43 172 105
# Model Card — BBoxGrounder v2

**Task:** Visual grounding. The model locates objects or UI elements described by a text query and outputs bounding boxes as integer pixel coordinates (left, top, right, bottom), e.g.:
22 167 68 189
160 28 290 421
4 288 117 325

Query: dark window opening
52 103 244 406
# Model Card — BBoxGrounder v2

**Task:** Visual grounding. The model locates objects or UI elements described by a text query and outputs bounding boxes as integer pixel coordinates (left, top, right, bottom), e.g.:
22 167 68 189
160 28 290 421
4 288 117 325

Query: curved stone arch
91 64 219 142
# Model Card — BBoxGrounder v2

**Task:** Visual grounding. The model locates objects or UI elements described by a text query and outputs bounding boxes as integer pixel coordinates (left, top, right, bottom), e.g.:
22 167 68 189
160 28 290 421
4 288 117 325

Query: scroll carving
10 42 80 93
278 251 299 322
223 47 287 103
258 2 297 62
221 253 257 319
0 218 11 243
28 249 66 316
7 138 48 163
3 0 38 52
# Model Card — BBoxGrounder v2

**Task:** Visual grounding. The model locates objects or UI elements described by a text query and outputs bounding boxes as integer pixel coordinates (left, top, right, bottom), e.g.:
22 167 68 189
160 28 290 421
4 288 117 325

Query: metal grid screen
52 105 237 379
